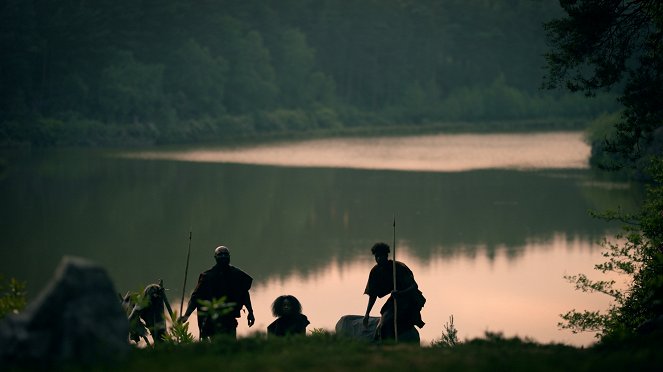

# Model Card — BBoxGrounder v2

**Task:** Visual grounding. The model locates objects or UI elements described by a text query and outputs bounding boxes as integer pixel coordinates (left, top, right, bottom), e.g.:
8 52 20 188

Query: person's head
271 295 302 318
214 245 231 266
143 284 163 303
371 242 390 266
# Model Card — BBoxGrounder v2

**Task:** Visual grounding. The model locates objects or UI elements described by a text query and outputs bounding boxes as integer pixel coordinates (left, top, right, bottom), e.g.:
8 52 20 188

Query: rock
335 315 420 343
335 315 381 342
0 256 129 363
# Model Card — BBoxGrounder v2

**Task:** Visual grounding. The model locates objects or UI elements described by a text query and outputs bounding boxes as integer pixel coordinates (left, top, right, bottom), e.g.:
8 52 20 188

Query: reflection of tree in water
190 165 631 281
0 151 637 295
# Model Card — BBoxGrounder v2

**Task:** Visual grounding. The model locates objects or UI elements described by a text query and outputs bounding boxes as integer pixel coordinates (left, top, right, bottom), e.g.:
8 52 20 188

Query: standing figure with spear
362 221 426 342
179 245 255 339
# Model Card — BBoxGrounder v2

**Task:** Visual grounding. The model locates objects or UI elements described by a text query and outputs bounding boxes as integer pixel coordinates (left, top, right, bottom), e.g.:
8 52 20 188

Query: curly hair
271 295 303 317
143 284 163 298
371 242 390 255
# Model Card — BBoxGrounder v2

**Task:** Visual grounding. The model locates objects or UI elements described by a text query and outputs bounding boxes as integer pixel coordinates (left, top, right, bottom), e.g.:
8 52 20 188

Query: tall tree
544 0 663 340
544 0 663 163
0 0 37 120
224 31 278 114
97 51 165 124
165 39 228 119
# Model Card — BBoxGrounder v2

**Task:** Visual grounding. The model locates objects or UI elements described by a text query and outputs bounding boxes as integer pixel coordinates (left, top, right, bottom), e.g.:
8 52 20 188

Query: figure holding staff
362 241 426 342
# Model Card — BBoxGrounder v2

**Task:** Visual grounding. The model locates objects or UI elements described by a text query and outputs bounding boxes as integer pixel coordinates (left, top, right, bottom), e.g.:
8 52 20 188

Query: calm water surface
0 132 639 346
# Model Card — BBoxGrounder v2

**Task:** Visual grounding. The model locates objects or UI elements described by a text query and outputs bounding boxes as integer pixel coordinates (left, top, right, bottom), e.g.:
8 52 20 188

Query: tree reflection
0 149 641 296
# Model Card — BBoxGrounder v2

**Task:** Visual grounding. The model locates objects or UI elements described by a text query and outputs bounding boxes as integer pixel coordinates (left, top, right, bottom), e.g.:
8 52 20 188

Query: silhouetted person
363 242 425 341
179 246 255 339
128 280 174 345
267 295 310 337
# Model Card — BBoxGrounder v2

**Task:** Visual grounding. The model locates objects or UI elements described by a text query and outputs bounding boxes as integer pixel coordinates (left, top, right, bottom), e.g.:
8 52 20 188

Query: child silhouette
267 295 310 337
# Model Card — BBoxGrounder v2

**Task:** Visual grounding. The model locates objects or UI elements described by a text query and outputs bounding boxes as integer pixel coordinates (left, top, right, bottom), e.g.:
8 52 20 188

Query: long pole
179 231 192 317
392 215 398 342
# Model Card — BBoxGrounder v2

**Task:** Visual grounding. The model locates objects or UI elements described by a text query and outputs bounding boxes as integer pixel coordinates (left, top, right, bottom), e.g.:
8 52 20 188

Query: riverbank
35 331 662 371
0 117 590 149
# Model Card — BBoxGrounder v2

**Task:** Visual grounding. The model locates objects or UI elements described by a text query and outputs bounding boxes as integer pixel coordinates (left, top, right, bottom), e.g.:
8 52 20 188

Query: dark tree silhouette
544 0 663 163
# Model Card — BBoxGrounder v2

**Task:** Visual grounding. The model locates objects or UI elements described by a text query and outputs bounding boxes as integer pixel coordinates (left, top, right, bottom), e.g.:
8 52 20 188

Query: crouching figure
127 280 174 345
363 242 425 343
267 295 310 337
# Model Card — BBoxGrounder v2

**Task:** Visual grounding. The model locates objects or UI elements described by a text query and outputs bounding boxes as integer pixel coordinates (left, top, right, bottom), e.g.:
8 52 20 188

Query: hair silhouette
271 295 303 317
371 242 390 255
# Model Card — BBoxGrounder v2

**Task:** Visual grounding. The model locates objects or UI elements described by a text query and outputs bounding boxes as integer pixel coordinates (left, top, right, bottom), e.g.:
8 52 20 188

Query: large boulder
0 256 129 363
335 315 420 343
335 315 380 342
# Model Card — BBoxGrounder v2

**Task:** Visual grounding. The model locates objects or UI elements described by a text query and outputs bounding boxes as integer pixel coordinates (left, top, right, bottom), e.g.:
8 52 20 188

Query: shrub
431 315 460 348
0 275 27 319
559 158 663 341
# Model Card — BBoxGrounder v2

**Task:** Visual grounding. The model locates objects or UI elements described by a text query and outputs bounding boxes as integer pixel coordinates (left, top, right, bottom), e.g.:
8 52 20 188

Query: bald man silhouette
180 246 255 339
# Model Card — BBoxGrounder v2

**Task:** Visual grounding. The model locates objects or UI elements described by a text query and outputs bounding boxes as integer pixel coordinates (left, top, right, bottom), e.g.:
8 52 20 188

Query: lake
0 131 639 346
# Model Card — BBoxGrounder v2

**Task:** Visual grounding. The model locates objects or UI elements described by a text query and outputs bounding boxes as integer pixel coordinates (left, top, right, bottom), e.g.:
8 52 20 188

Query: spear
179 231 192 317
392 214 398 343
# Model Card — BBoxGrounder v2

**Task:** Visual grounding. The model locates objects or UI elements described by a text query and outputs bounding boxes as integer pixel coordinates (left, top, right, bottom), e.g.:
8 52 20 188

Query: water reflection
0 133 640 346
171 235 622 346
126 131 591 172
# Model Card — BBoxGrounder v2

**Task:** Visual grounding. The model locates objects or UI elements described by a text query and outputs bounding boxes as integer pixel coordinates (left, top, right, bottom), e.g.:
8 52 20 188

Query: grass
17 330 656 372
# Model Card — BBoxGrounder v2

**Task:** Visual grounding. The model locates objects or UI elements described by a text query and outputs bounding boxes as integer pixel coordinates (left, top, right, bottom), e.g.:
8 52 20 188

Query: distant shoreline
0 117 591 150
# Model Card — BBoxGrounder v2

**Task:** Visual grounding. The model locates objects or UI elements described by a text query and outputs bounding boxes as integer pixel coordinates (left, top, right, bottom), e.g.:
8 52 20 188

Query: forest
0 0 617 146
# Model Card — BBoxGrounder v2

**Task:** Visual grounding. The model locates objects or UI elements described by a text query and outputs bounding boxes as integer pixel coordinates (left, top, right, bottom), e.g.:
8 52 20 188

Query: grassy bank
22 331 657 372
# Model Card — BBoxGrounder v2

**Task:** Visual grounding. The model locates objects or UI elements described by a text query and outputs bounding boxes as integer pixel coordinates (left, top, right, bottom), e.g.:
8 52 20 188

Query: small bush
431 315 460 348
0 275 27 319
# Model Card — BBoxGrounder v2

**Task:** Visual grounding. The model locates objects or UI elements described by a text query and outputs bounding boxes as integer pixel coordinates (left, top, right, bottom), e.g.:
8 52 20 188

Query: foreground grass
35 331 658 372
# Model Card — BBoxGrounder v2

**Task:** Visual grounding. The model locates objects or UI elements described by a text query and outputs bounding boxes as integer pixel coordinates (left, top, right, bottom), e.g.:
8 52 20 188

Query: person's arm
391 281 418 297
363 294 377 328
178 274 203 322
391 265 418 297
245 292 255 327
178 300 196 323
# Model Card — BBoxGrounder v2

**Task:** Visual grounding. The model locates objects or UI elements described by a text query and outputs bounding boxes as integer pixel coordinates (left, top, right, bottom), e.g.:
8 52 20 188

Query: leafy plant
559 159 663 340
544 0 663 343
432 315 460 348
161 310 195 345
309 328 332 336
197 296 235 323
0 275 27 319
191 296 237 341
123 290 150 345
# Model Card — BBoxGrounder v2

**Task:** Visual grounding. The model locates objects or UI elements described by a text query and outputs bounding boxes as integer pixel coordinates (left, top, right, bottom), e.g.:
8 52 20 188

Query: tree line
1 0 617 146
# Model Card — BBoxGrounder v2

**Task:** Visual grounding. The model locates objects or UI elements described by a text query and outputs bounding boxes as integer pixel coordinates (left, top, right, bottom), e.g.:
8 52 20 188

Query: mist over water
126 132 591 172
0 132 637 346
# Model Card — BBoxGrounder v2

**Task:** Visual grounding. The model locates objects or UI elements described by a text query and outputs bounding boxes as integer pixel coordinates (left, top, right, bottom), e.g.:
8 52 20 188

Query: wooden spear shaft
393 215 398 343
179 231 192 317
